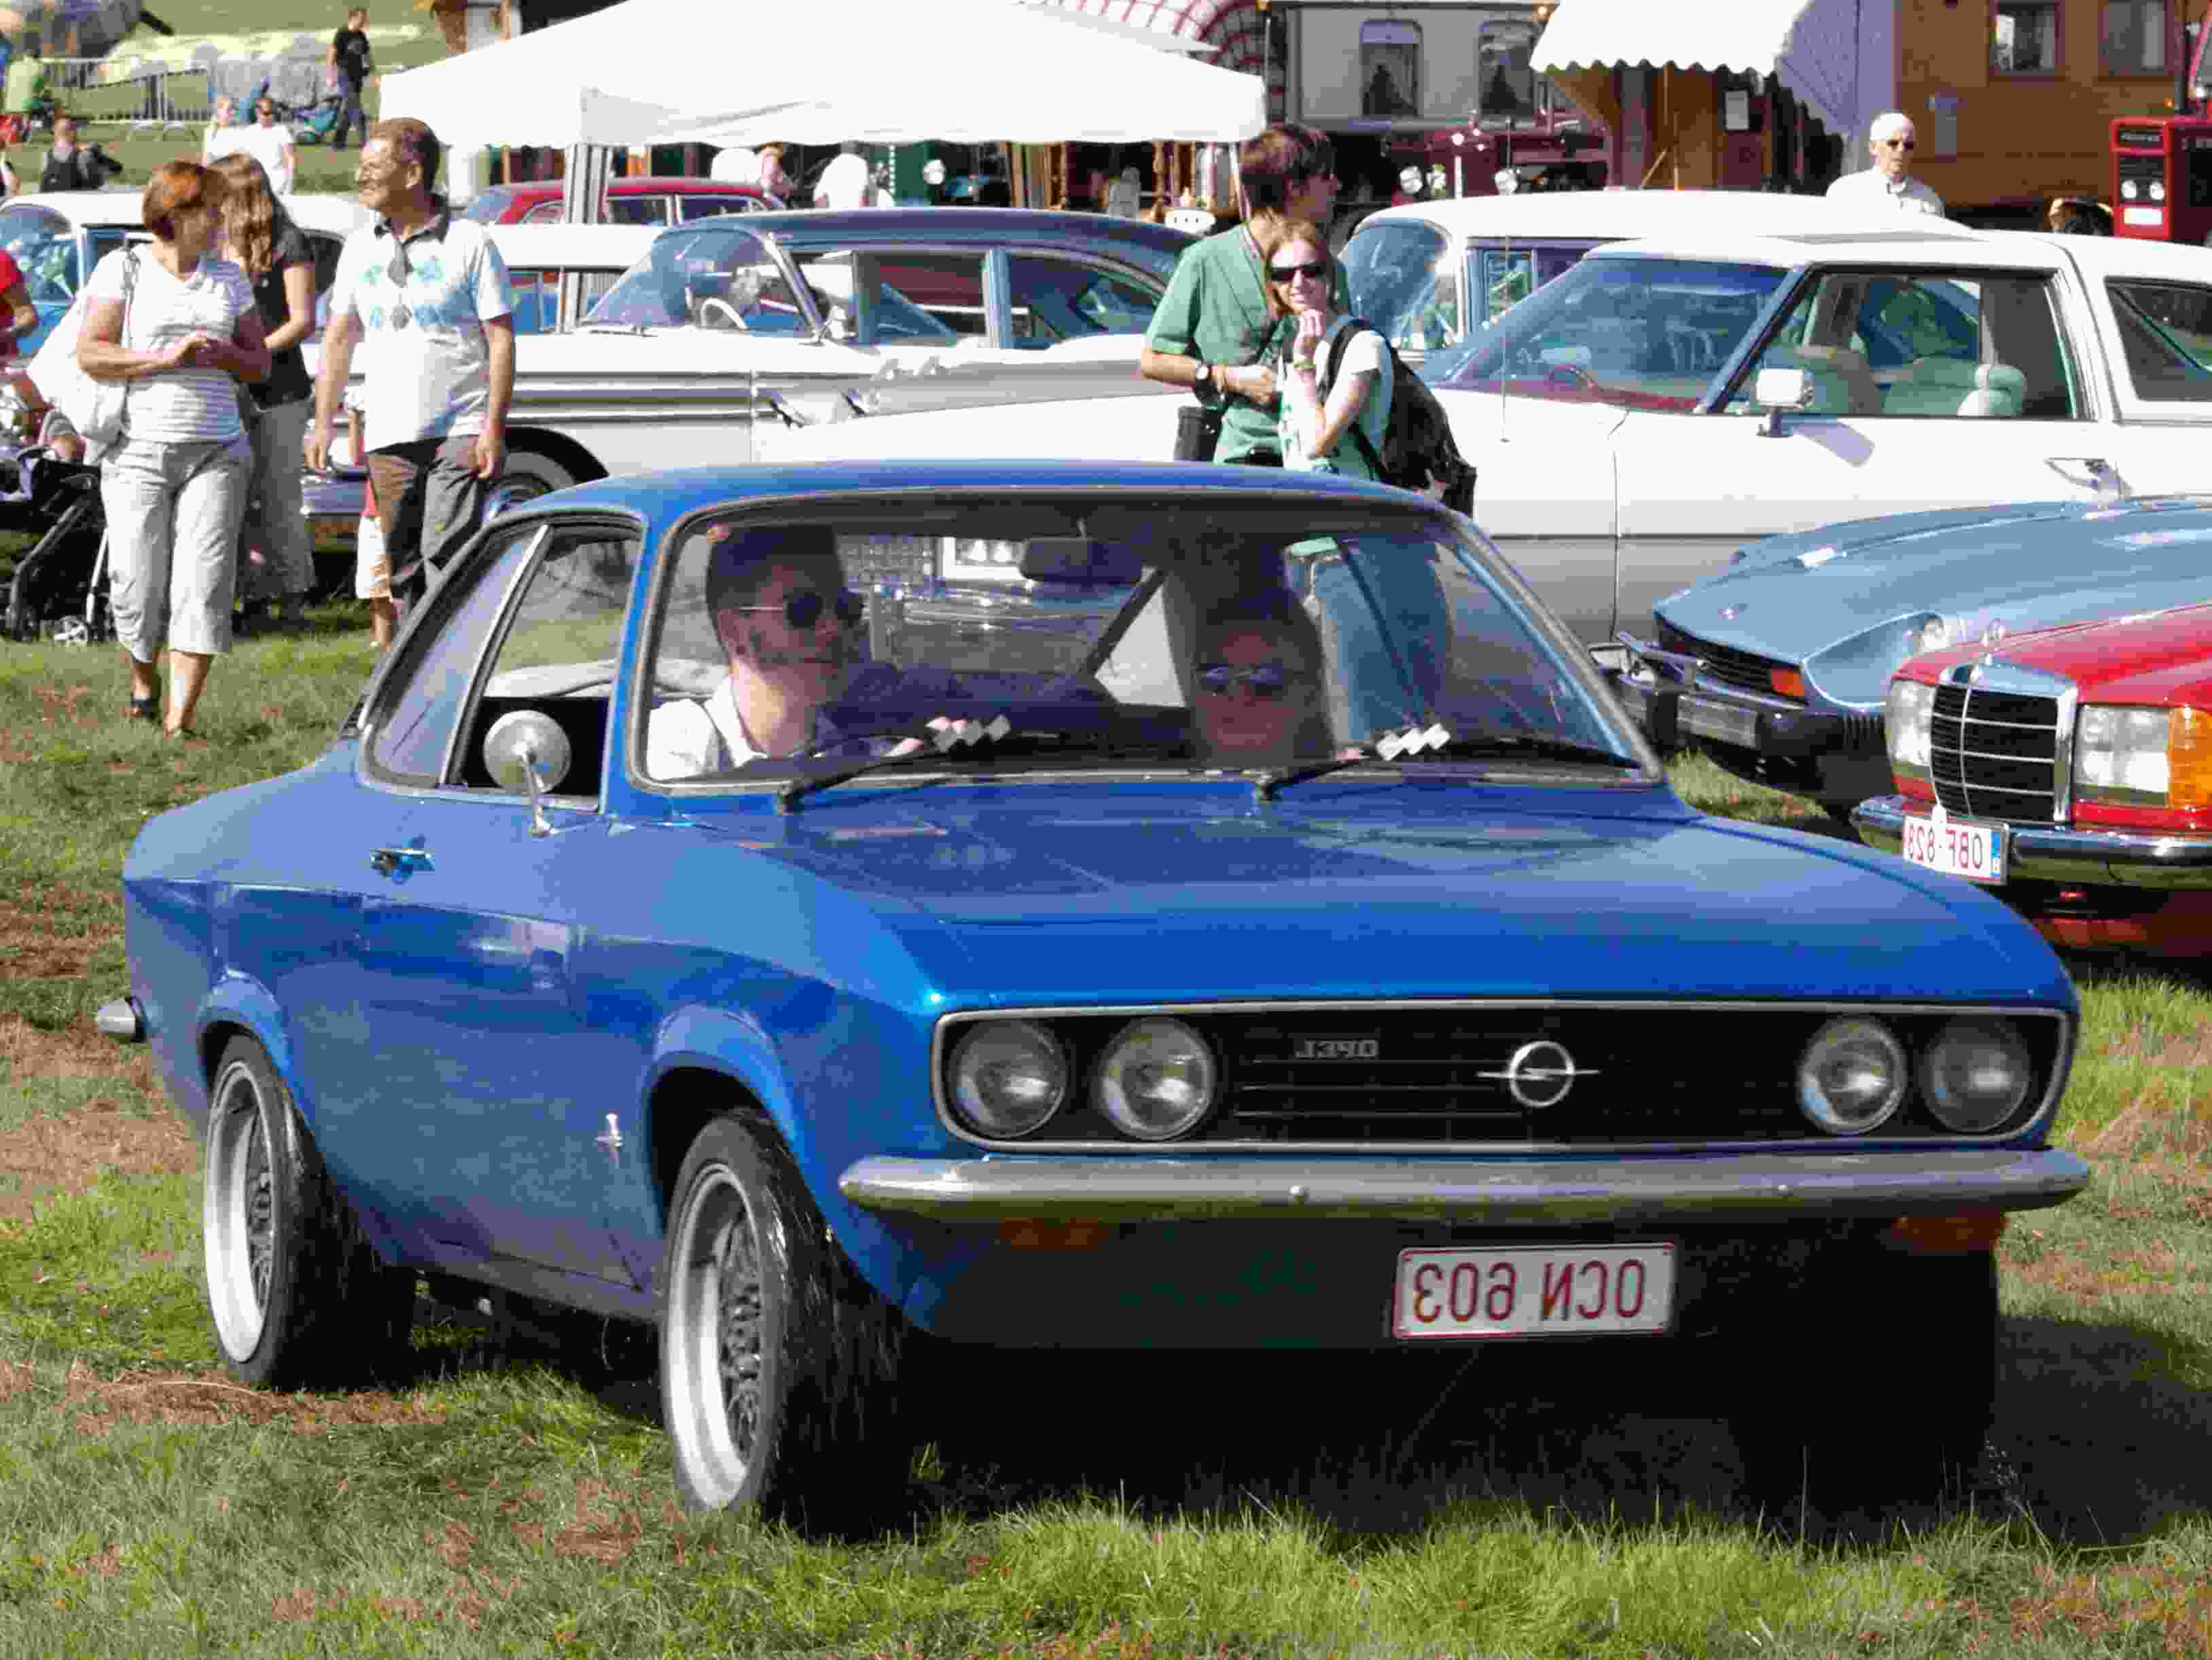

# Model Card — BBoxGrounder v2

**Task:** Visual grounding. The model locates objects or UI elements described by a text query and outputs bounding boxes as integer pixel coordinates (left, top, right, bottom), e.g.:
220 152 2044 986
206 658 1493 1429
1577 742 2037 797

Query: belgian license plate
1391 1243 1675 1341
1677 695 1758 748
1900 809 2006 883
2123 205 2164 227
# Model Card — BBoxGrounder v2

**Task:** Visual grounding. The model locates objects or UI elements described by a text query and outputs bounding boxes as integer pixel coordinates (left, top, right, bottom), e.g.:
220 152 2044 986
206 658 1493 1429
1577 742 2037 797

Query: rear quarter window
2108 279 2212 402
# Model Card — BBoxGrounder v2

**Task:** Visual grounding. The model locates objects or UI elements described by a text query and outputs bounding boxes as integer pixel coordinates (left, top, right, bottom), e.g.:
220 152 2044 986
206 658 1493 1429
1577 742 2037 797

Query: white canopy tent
378 0 1266 152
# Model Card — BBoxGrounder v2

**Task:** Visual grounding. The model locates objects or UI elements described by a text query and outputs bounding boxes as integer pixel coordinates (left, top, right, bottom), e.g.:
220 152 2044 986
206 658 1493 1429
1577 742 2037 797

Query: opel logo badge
1482 1040 1592 1109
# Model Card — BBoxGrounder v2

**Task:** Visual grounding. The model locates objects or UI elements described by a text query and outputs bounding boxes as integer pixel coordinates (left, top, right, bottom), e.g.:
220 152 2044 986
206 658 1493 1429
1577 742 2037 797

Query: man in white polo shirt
1825 112 1946 216
306 116 514 620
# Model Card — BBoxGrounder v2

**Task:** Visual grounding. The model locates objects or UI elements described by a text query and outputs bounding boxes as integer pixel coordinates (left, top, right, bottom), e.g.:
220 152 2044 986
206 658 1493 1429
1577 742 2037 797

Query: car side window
367 523 548 786
507 267 556 334
2107 279 2212 402
608 195 667 226
1004 255 1160 347
1723 270 2077 419
448 526 641 803
874 252 989 341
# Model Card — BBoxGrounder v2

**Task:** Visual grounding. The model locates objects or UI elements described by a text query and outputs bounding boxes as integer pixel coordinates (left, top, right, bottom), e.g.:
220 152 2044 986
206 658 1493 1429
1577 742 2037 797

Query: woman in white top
79 160 270 738
1263 217 1391 481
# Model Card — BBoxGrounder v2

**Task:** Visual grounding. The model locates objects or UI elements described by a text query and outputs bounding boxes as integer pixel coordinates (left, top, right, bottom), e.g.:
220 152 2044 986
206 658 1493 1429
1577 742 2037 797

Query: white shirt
1281 316 1391 479
1825 167 1946 217
710 147 758 185
232 121 296 193
202 125 245 166
646 679 761 780
330 208 514 452
84 248 255 443
815 151 870 210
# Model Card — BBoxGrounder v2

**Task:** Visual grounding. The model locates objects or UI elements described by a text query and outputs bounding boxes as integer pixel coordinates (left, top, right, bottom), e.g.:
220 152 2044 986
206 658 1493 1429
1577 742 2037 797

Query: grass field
3 618 2211 1656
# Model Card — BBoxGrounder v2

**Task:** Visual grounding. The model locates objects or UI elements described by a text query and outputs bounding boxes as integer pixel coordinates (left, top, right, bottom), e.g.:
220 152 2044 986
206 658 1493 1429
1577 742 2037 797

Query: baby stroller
1 415 111 646
291 92 346 147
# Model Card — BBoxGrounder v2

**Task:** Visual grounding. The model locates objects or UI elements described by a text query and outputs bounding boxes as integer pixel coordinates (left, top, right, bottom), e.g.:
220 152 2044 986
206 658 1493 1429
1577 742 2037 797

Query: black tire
658 1114 910 1530
497 444 582 506
1729 1246 1995 1517
201 1035 414 1390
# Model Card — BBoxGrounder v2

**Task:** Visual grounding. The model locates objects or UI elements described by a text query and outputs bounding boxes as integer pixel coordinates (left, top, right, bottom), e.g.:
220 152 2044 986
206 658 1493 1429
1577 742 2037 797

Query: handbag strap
115 248 139 435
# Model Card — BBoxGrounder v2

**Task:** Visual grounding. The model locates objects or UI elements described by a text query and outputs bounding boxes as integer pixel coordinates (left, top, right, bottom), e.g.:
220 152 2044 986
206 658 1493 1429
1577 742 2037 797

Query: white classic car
761 219 2212 648
447 207 1196 499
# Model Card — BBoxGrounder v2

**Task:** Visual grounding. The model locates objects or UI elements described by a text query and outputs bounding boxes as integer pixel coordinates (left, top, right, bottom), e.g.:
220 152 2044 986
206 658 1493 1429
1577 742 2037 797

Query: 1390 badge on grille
1292 1037 1380 1059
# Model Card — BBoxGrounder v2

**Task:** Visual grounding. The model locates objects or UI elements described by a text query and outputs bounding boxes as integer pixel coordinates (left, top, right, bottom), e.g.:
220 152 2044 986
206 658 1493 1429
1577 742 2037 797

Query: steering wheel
698 296 750 331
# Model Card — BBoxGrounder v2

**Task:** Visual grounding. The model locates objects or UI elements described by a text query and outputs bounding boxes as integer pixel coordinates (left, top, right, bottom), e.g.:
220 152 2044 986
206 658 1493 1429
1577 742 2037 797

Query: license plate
1392 1242 1675 1341
1678 695 1758 748
1900 809 2007 883
2123 205 2164 226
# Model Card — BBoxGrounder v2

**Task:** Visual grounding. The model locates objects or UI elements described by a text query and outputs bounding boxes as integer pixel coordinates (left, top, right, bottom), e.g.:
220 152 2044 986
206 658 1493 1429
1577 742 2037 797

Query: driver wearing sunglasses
647 523 967 779
1190 600 1328 767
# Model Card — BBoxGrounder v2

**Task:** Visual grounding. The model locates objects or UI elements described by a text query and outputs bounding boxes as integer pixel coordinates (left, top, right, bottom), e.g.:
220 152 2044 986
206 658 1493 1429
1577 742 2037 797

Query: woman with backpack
1263 218 1391 480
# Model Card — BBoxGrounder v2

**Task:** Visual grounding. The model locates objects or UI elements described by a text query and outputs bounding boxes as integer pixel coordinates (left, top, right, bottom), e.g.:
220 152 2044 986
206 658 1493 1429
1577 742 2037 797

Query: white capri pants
102 432 253 663
238 398 315 602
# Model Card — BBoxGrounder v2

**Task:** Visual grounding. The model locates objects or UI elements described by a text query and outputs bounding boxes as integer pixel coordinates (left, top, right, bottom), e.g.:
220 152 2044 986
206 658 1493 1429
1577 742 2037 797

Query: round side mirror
482 710 573 796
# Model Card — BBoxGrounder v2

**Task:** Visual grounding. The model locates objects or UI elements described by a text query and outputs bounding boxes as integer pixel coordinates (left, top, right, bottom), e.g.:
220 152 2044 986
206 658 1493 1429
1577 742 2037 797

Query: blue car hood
1661 498 2212 703
743 785 2069 1010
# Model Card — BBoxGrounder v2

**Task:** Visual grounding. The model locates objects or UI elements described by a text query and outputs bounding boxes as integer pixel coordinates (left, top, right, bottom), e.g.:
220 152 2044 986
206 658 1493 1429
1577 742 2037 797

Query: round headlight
1919 1019 2032 1133
2122 177 2141 200
1797 1018 1907 1135
948 1021 1067 1139
1092 1018 1217 1141
2151 179 2169 202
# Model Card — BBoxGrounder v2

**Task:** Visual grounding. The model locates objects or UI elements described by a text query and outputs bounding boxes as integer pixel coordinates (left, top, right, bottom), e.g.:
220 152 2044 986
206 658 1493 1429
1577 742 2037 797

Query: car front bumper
840 1146 2089 1224
1854 794 2212 889
1613 635 1878 762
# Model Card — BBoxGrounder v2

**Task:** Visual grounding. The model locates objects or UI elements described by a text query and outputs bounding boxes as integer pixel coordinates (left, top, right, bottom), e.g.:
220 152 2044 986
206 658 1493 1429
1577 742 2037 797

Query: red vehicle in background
2067 19 2212 240
459 177 783 227
1858 607 2212 957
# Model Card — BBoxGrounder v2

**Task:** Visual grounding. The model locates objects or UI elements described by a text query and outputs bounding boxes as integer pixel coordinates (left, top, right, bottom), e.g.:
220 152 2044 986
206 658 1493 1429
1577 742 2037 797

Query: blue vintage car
1617 493 2212 816
104 461 2088 1525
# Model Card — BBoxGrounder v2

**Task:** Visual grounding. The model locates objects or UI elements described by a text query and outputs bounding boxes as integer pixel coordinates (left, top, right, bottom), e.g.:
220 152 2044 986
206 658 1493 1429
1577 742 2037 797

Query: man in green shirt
1140 123 1350 465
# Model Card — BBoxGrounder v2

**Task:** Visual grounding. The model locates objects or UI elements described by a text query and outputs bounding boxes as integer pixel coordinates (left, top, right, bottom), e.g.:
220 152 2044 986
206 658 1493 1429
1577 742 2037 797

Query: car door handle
368 847 433 876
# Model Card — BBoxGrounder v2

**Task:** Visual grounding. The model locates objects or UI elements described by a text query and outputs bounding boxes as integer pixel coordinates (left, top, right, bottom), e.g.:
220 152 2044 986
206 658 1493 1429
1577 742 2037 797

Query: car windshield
637 495 1643 792
1425 254 1789 410
1342 221 1460 352
0 206 82 305
584 224 813 332
457 188 518 224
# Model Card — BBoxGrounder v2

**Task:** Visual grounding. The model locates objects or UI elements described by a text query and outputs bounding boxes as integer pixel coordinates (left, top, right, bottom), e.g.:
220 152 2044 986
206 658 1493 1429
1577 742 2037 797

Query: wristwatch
1193 359 1213 392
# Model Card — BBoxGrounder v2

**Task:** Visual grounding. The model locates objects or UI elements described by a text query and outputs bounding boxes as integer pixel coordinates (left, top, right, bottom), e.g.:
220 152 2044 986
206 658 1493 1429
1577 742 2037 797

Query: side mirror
482 710 572 836
1017 537 1143 586
1754 366 1813 437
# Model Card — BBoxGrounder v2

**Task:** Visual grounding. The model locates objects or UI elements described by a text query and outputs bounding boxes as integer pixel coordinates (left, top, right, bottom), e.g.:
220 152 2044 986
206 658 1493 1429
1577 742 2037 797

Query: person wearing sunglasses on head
647 524 979 781
1825 112 1946 216
1263 219 1389 481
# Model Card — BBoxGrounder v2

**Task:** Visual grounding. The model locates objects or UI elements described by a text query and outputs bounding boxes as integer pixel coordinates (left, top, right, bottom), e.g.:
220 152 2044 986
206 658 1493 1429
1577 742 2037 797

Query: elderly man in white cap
1825 112 1946 215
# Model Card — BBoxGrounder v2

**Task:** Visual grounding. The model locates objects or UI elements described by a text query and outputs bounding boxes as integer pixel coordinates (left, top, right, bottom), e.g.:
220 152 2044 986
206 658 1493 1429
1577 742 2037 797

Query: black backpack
1317 317 1478 514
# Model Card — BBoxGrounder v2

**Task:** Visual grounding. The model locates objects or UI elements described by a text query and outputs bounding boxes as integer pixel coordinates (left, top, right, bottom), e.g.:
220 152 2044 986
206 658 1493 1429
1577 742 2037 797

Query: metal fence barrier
35 56 217 129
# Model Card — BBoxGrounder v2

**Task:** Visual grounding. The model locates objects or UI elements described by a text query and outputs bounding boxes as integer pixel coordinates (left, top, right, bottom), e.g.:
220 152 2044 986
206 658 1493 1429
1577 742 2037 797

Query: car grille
937 1003 2065 1149
1654 620 1798 703
1929 682 2062 824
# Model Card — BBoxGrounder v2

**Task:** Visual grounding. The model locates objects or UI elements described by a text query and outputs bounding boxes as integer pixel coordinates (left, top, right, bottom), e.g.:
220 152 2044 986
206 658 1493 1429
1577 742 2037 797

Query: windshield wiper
1254 729 1641 803
774 713 1192 812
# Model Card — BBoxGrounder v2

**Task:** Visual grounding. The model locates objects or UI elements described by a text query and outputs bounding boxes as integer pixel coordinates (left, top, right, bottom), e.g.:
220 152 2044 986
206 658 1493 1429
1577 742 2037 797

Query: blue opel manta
103 461 2088 1527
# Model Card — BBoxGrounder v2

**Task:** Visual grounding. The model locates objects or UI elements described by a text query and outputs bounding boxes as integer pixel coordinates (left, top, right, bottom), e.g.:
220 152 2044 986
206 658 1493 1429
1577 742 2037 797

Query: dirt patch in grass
1942 1564 2212 1654
12 1359 454 1435
0 1053 190 1225
0 880 120 981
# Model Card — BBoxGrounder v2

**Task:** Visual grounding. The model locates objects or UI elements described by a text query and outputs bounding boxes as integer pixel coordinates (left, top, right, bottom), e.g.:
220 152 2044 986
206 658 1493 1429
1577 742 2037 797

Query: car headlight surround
1797 1017 1908 1135
1092 1017 1218 1141
948 1019 1068 1139
2074 703 2212 810
1885 677 1936 785
1918 1018 2033 1133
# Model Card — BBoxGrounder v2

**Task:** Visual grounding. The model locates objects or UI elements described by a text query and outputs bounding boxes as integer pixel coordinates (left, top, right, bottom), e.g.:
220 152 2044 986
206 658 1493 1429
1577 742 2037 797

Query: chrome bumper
94 996 143 1042
840 1146 2089 1224
1612 633 1876 758
1854 794 2212 889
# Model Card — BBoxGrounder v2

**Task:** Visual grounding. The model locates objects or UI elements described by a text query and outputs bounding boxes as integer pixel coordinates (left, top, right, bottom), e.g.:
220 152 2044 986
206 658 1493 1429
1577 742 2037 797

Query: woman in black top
213 153 317 628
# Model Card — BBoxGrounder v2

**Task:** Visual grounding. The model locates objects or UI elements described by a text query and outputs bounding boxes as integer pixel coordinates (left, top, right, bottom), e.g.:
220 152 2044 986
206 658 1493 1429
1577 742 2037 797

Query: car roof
1351 188 1960 244
1585 222 2061 269
3 190 372 236
529 458 1427 519
478 177 767 199
730 207 1197 258
486 223 662 264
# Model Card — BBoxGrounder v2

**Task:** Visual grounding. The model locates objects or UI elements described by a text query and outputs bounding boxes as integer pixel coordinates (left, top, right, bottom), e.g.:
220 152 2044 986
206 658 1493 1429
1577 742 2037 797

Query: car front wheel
1729 1245 1995 1515
658 1114 909 1530
202 1035 413 1390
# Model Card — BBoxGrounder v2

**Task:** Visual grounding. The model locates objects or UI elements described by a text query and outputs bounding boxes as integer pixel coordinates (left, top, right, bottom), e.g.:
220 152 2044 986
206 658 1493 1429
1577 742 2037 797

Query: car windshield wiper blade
1254 729 1640 802
777 716 1010 813
775 709 1194 812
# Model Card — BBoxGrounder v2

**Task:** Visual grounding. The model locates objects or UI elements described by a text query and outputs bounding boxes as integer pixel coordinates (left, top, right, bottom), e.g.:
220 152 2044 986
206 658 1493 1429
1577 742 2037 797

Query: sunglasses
1197 660 1299 699
1881 138 1916 150
734 588 866 630
1270 259 1330 282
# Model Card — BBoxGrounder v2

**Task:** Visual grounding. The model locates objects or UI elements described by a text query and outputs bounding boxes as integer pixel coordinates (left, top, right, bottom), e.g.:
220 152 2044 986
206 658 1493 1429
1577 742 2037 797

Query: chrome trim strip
838 1146 2092 1222
929 1000 2073 1153
1853 794 2212 886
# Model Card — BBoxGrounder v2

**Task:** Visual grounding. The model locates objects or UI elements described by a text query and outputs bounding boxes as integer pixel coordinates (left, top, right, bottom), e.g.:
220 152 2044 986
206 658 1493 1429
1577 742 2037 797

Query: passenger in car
1188 595 1330 768
645 523 966 779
